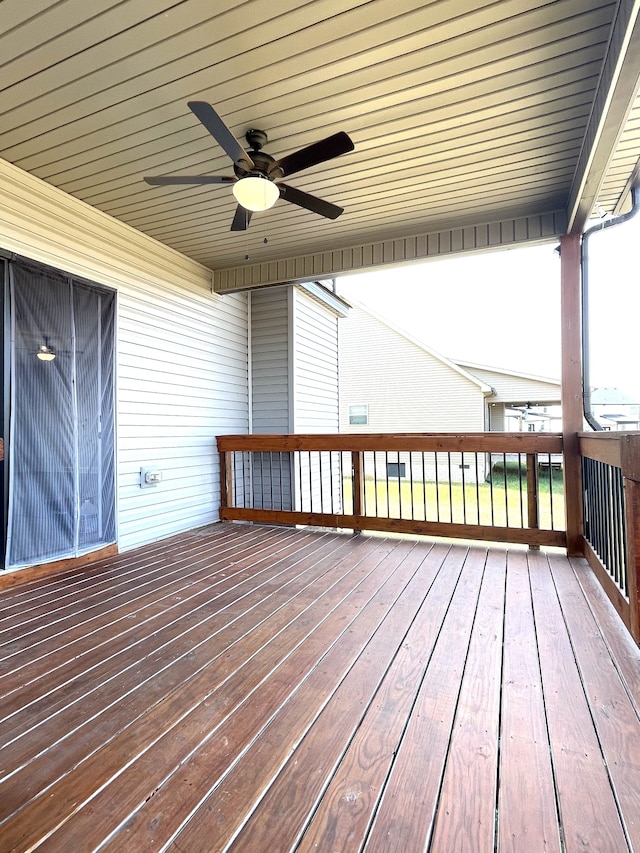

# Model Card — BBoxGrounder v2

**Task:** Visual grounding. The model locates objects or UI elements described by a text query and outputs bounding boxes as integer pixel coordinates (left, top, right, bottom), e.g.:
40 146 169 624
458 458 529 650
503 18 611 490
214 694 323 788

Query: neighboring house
590 387 640 430
338 301 562 481
339 302 561 434
0 168 346 571
339 302 494 435
454 360 562 432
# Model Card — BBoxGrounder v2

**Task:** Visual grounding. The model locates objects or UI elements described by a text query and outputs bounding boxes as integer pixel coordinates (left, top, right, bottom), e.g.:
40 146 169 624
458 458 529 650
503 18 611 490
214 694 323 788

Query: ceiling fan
144 101 355 231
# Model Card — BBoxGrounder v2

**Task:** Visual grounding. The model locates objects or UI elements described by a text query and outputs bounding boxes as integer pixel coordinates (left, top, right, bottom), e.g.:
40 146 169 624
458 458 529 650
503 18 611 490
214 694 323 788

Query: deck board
363 546 488 852
429 548 505 852
529 550 631 852
497 550 562 853
0 524 639 852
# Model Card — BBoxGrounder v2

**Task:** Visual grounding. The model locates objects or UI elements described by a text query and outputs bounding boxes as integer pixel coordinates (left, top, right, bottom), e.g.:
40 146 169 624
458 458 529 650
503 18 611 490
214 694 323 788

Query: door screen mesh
6 261 115 568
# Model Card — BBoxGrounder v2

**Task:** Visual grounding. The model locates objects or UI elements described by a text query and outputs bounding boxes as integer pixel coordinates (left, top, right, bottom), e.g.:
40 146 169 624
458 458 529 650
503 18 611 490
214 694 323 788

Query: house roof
454 359 561 388
296 282 350 318
455 359 561 404
1 2 639 290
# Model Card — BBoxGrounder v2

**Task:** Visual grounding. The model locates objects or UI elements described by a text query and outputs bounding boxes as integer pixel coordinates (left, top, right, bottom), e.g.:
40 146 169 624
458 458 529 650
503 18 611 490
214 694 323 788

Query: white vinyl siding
293 288 340 433
489 404 506 431
117 286 248 549
247 285 341 513
250 288 290 434
0 159 249 555
292 288 341 510
249 287 292 510
339 304 486 433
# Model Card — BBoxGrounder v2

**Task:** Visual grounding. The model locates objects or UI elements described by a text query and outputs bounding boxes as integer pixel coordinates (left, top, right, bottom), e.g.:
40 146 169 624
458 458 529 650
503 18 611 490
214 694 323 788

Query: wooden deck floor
1 524 640 852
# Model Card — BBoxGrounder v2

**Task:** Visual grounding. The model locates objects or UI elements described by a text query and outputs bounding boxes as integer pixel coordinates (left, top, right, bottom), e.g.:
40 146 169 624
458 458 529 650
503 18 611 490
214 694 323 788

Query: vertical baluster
409 452 415 521
447 452 453 523
613 467 625 593
489 451 495 526
373 452 378 517
517 453 524 529
502 453 511 527
526 453 539 548
547 454 554 529
460 452 467 524
422 451 427 521
385 451 391 518
269 451 274 511
329 451 334 514
352 450 364 532
595 460 604 564
434 451 441 522
475 451 481 525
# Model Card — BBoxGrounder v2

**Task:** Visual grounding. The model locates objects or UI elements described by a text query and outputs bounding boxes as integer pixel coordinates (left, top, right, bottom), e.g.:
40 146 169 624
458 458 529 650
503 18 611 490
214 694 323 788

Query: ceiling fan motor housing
232 130 284 181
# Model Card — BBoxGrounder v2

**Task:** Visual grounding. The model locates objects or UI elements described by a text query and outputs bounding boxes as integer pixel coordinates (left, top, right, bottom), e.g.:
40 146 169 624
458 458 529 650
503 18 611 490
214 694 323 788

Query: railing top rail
579 432 640 479
217 432 564 454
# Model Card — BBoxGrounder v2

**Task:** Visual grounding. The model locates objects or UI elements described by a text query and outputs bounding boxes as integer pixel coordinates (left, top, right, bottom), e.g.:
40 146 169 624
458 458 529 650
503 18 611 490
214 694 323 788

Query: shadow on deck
1 523 639 852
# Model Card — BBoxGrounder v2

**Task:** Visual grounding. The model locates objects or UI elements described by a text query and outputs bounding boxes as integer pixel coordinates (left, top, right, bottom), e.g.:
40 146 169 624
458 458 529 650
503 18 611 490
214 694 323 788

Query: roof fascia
454 359 561 386
567 0 640 232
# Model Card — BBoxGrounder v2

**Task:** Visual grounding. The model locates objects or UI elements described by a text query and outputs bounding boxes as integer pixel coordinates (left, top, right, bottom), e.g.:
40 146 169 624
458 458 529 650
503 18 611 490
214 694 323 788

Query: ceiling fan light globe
233 176 279 211
37 344 56 361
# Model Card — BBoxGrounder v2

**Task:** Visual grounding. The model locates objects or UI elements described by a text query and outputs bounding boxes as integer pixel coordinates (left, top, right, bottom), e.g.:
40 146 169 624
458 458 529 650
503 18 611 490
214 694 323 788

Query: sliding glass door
5 259 115 568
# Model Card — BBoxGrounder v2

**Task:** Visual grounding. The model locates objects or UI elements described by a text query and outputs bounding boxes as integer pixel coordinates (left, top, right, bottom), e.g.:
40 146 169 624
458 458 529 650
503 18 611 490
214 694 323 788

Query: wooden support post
624 478 640 642
219 450 233 518
352 450 365 533
526 453 540 550
560 233 584 556
621 434 640 642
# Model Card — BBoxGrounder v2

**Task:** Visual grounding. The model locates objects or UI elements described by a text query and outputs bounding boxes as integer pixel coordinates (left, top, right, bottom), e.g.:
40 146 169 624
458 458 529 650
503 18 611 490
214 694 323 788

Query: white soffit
0 0 637 288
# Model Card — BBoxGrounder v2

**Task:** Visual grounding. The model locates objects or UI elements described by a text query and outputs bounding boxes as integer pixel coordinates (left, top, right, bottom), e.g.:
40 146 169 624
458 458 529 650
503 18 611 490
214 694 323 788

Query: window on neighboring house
349 404 368 425
387 462 406 478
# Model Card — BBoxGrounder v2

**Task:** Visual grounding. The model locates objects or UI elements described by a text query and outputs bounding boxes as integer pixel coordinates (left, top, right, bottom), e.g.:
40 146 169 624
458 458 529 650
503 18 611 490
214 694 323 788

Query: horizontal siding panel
250 287 290 434
294 289 339 433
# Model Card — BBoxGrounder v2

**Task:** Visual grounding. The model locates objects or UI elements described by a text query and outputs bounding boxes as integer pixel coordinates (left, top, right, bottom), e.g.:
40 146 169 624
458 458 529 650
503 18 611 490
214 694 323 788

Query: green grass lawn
343 468 565 531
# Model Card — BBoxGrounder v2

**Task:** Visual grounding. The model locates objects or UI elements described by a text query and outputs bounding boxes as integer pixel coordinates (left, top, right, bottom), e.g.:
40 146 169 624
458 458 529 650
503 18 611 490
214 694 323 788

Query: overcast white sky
336 214 640 399
585 211 640 402
337 241 562 379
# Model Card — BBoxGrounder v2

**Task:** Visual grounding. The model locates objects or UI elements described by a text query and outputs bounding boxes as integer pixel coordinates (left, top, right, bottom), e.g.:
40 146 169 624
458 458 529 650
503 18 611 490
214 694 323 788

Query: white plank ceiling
1 0 639 288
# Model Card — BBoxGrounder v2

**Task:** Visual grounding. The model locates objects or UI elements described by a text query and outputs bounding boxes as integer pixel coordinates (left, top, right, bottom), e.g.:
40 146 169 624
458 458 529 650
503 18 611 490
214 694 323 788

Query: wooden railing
579 431 640 641
217 433 566 549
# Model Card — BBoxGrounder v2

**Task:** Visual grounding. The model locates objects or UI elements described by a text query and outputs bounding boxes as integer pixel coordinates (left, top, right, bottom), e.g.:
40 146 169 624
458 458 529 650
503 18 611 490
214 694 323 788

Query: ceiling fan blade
230 205 252 231
278 184 344 219
187 101 254 170
144 175 235 185
273 132 354 178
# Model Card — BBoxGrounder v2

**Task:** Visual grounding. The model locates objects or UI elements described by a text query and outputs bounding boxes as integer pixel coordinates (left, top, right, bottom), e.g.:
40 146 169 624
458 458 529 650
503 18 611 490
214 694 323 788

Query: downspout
582 185 640 429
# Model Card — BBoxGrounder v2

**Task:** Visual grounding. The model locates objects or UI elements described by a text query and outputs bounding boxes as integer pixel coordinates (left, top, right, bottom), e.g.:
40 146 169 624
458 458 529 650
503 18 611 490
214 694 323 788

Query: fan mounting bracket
245 128 268 151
